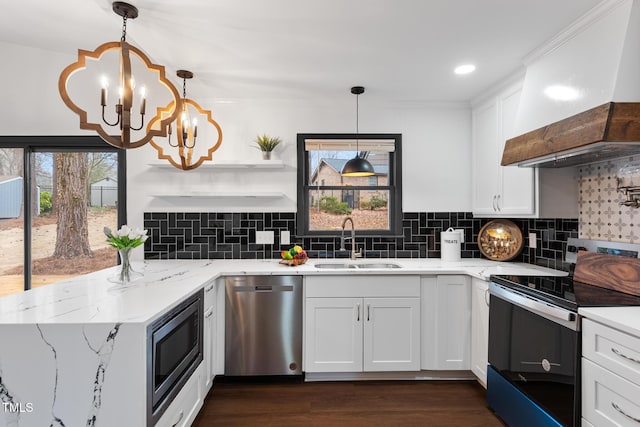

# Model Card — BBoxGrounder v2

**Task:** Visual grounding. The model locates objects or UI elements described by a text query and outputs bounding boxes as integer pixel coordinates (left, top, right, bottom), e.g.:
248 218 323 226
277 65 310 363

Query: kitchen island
0 258 564 427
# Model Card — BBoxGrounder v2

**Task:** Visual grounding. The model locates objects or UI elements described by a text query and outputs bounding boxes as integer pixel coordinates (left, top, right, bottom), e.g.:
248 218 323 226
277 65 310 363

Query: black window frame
296 132 403 237
0 135 126 291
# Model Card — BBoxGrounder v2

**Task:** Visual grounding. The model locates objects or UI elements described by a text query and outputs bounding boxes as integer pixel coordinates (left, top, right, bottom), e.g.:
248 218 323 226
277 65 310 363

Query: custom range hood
502 102 640 167
502 0 640 168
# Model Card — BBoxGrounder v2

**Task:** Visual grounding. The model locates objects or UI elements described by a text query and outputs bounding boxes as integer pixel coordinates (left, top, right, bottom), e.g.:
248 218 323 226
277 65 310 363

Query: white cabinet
155 362 205 427
582 318 640 427
304 276 421 373
470 278 490 387
472 81 536 217
421 275 471 370
202 279 217 394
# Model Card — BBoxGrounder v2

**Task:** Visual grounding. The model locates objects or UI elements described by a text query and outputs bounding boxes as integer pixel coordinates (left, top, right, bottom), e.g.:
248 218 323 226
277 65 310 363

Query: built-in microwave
147 288 203 426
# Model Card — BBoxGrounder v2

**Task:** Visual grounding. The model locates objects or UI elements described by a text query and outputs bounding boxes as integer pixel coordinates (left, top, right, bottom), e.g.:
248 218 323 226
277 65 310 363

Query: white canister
441 227 462 262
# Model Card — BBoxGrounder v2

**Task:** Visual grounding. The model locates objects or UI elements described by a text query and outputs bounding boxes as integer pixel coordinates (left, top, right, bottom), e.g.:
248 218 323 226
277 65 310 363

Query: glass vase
108 247 143 284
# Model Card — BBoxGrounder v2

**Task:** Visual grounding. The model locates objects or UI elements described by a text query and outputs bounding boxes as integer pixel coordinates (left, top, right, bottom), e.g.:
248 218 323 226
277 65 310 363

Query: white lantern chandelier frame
149 70 223 171
58 2 183 150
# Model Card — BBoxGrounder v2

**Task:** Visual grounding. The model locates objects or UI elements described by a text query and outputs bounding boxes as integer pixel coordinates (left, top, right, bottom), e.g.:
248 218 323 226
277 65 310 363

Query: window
297 133 402 236
0 136 126 296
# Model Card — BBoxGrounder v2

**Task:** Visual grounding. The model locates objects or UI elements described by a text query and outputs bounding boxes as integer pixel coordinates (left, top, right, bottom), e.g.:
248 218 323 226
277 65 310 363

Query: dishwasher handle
232 285 294 292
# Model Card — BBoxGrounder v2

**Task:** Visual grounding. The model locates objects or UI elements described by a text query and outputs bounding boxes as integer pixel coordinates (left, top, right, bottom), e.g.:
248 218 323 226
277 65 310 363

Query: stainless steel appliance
147 288 203 426
487 238 640 427
225 275 303 376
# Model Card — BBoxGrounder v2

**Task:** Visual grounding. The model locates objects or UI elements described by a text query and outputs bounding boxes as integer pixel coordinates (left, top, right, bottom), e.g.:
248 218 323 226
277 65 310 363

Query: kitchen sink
314 263 358 269
314 262 402 269
357 263 402 269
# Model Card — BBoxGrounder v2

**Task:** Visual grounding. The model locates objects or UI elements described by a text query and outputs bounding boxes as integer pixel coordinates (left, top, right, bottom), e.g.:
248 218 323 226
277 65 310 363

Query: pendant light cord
356 92 359 157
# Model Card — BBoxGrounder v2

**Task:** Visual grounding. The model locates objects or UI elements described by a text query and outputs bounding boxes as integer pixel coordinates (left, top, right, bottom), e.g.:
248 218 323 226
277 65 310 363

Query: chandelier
149 70 223 170
58 2 180 149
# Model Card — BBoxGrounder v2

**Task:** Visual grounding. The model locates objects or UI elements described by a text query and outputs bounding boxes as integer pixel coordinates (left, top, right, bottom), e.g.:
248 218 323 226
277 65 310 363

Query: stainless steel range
487 238 640 427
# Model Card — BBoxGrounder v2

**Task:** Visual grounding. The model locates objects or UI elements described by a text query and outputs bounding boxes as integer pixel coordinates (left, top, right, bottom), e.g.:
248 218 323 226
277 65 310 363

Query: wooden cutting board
573 251 640 297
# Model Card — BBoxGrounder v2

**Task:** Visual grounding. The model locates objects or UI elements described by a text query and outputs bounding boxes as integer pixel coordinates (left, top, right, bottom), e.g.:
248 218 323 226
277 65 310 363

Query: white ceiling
1 0 603 103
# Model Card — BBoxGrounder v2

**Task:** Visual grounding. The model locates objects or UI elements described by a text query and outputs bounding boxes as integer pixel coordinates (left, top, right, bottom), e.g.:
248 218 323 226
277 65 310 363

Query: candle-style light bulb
100 76 108 107
192 118 198 138
139 86 146 115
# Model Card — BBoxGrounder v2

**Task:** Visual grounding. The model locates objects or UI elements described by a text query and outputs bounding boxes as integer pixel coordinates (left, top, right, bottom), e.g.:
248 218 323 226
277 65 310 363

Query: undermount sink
357 263 402 269
314 262 402 269
314 263 358 269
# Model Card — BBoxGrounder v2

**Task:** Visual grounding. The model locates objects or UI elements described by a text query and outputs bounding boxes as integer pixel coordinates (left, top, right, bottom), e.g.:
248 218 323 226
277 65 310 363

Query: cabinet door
363 298 421 371
203 282 216 393
470 278 490 386
499 85 535 215
436 275 471 370
305 298 363 372
472 100 501 215
203 306 215 393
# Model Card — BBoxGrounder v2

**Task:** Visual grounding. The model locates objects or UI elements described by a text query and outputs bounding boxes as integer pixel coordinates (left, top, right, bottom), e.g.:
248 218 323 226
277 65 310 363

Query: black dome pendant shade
341 86 375 177
341 157 375 176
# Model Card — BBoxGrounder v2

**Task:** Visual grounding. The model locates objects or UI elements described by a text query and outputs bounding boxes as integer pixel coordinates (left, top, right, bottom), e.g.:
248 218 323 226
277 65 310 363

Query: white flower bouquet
104 225 149 250
104 225 148 284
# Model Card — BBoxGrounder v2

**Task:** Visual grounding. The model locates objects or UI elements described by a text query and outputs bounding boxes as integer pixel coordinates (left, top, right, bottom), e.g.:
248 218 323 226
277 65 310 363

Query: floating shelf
151 192 285 199
148 160 285 169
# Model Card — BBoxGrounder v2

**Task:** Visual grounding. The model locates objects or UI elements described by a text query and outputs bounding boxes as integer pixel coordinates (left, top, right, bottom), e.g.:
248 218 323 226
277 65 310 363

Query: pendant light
58 2 180 149
341 86 375 177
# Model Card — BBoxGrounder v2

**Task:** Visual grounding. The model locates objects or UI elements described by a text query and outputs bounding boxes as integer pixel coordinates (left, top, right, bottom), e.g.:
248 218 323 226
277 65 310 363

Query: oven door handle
490 282 577 328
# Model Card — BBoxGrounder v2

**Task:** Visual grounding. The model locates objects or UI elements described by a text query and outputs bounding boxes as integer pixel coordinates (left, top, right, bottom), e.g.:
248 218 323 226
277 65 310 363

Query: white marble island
0 258 565 427
0 260 215 427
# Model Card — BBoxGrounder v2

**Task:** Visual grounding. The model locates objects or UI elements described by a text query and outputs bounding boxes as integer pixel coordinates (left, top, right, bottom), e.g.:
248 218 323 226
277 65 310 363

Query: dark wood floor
192 380 504 426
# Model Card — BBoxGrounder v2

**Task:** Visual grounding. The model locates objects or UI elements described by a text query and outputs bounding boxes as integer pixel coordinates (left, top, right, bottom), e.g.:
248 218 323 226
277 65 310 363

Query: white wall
0 40 473 239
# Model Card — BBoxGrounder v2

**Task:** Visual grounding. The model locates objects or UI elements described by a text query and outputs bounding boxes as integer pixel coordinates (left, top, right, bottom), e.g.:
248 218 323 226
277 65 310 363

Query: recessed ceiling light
544 85 580 101
454 64 476 75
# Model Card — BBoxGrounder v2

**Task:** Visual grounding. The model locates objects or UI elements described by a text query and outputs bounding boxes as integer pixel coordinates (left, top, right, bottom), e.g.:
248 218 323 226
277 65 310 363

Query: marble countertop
579 306 640 337
0 258 565 325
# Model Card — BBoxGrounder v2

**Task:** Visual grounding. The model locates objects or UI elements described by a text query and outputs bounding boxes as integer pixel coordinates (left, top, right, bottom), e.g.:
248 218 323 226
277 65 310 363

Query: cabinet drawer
583 319 640 386
305 275 420 298
203 280 216 309
582 358 640 427
156 363 204 427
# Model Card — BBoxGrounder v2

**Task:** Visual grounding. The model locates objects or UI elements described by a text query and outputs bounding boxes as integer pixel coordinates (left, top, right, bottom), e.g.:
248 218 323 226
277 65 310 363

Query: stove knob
567 245 577 253
578 246 587 252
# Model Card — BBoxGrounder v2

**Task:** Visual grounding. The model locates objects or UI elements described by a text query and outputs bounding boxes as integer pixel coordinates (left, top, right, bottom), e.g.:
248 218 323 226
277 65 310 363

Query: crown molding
522 0 628 66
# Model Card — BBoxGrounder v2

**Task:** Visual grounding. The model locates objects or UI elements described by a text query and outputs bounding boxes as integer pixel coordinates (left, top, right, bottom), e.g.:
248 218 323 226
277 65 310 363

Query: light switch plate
529 232 537 249
256 230 274 245
281 230 290 245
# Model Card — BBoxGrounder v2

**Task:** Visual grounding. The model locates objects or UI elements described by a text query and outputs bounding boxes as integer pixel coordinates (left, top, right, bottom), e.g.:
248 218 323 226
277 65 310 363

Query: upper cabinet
472 80 579 218
472 82 536 217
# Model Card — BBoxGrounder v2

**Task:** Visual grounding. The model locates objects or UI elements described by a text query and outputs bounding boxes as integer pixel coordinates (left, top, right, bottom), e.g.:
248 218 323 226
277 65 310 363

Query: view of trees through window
0 148 119 297
301 136 398 234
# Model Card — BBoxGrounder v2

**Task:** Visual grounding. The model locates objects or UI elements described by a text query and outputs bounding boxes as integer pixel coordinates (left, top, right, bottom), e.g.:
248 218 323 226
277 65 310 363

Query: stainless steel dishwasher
225 275 302 376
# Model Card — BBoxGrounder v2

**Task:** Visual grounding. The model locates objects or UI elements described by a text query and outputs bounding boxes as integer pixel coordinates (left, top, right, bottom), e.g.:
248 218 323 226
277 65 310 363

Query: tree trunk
53 153 93 258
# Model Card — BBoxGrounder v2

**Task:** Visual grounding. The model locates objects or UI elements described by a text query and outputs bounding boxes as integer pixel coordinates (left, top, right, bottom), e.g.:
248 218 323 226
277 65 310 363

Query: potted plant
253 133 282 160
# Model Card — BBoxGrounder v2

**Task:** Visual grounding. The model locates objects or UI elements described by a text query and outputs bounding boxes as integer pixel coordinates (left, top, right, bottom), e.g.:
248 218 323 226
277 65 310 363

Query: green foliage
253 134 282 152
319 196 352 215
366 195 388 210
39 190 52 215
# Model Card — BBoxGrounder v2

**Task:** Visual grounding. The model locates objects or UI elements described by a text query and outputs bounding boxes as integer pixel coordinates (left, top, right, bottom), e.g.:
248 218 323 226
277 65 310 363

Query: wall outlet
529 232 537 249
256 230 274 245
281 230 291 245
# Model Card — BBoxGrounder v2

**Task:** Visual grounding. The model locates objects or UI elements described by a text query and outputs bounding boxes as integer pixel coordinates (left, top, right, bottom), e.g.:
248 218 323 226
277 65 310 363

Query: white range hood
503 0 640 167
514 0 640 136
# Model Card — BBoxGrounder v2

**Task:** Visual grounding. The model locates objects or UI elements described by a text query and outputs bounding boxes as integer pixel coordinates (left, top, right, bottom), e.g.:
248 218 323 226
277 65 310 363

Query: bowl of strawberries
279 245 308 266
